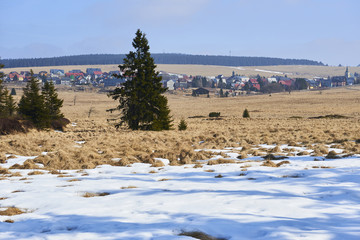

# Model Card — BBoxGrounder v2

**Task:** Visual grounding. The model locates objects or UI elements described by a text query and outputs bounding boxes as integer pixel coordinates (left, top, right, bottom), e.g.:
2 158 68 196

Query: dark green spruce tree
42 80 64 121
18 70 50 129
108 29 172 130
0 63 17 118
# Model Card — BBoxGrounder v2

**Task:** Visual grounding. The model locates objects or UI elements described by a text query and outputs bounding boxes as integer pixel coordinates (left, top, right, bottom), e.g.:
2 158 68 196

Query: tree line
1 53 324 68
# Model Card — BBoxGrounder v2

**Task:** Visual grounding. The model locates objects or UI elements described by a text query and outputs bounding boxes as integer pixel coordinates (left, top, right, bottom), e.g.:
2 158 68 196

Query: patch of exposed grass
82 192 110 198
28 171 45 175
326 150 341 159
158 178 171 181
67 178 81 182
179 230 228 240
0 207 24 216
121 186 138 189
262 154 288 161
207 159 235 165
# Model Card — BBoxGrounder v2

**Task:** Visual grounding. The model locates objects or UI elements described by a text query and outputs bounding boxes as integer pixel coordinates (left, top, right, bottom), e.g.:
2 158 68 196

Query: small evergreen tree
10 88 16 95
18 70 50 129
108 29 172 130
42 80 64 121
178 119 187 131
243 108 250 118
0 63 17 118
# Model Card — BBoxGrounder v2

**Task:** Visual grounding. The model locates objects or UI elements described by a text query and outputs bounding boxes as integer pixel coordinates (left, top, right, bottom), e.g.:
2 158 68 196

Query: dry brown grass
81 192 110 198
0 207 24 216
121 186 137 189
179 230 228 240
1 84 359 170
27 171 45 176
207 159 236 165
0 167 10 175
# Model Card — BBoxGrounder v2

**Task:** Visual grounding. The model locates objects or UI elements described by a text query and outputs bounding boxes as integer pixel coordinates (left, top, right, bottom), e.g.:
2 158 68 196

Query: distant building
50 69 65 76
86 68 102 75
193 87 209 95
165 80 175 90
69 69 82 73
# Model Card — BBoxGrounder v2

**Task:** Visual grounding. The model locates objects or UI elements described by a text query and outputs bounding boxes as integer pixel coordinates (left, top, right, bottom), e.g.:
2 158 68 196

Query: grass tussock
82 192 110 198
326 150 341 159
151 160 165 168
261 160 277 167
0 207 25 216
262 154 288 160
121 186 137 189
27 171 45 175
207 159 236 165
0 167 10 175
179 230 228 240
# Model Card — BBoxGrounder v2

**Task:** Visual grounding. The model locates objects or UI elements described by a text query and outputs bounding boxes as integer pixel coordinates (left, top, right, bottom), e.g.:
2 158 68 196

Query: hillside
1 53 324 68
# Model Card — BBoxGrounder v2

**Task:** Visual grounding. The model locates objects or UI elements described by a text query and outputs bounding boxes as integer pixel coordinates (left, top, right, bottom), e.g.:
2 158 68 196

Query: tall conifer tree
42 80 64 121
108 29 172 130
18 70 49 128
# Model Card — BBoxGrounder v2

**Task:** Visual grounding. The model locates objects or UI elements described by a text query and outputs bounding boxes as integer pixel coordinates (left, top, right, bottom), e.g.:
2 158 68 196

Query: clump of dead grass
121 186 137 189
28 171 45 175
82 192 110 198
179 230 228 240
207 159 236 165
0 207 25 216
151 160 165 168
326 150 341 159
0 167 10 175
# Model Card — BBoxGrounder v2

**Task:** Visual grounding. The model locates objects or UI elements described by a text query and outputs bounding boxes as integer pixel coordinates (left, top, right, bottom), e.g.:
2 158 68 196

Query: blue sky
0 0 359 66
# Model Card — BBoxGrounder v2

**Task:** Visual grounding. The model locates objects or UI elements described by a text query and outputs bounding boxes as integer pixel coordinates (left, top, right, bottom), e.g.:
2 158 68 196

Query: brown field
3 64 360 78
1 85 360 170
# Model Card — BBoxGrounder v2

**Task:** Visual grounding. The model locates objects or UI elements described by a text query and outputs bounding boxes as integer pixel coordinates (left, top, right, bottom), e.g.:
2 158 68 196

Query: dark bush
243 109 250 118
178 119 187 131
51 118 71 131
209 112 220 117
0 118 27 135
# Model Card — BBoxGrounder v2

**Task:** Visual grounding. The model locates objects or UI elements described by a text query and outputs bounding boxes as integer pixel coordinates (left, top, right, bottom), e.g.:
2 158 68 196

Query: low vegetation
0 82 359 170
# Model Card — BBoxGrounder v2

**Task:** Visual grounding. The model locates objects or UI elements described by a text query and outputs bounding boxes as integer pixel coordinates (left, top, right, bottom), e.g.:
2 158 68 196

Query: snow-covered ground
1 149 360 240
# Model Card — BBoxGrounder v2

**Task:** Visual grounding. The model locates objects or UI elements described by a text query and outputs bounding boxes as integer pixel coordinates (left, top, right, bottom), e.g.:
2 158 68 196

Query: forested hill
1 53 324 68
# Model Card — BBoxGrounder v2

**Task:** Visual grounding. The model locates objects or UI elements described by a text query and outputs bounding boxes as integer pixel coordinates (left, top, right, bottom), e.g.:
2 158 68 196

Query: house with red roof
279 79 293 88
249 78 261 91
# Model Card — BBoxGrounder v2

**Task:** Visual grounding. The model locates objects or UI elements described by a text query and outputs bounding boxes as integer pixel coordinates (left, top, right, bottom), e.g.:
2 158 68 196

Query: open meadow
1 85 360 239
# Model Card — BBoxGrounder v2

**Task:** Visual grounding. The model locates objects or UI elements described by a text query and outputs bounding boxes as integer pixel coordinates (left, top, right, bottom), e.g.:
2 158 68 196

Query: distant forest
1 53 324 68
